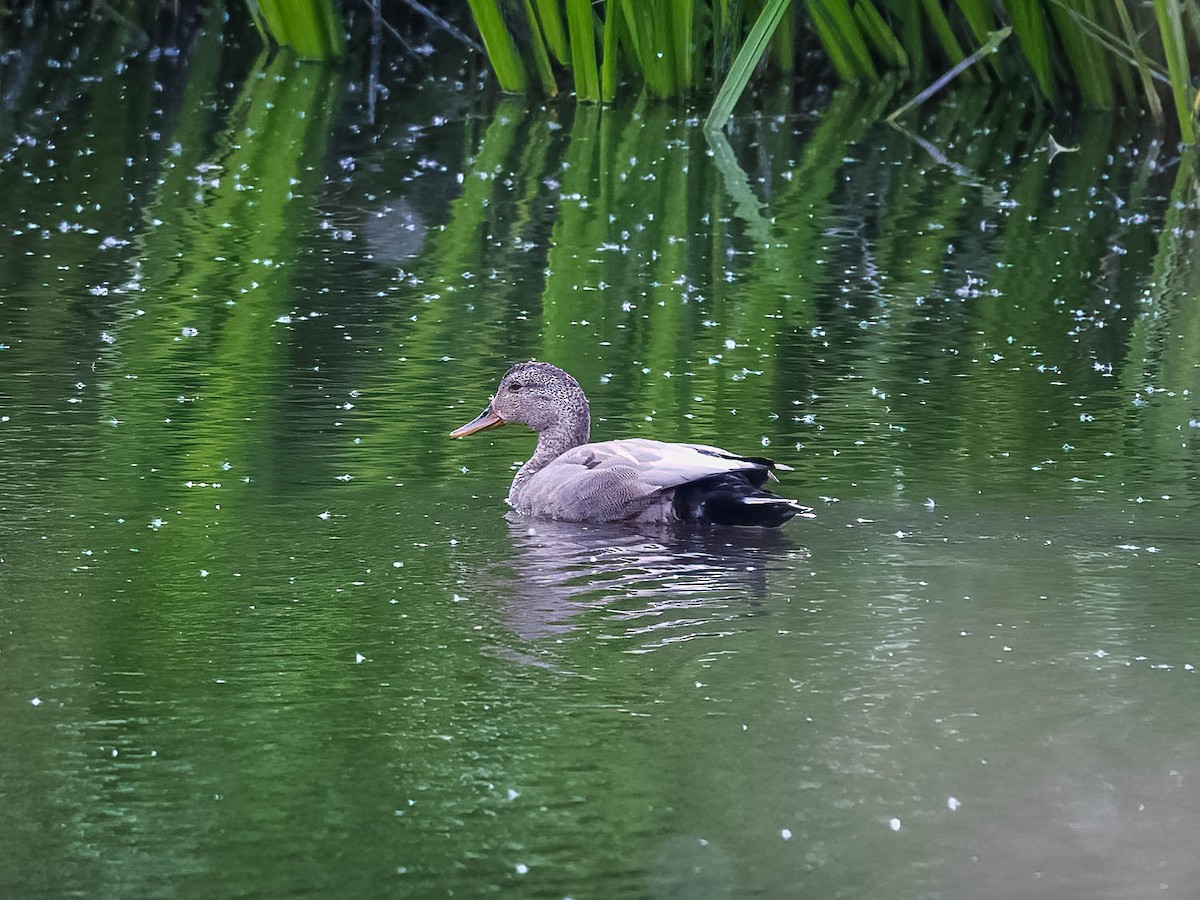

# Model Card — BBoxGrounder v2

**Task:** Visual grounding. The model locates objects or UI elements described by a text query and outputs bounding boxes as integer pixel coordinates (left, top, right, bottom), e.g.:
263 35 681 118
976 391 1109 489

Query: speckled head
449 361 591 443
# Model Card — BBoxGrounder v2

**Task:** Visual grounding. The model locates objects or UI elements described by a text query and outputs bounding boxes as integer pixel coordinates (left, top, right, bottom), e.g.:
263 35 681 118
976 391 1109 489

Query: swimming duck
450 362 810 527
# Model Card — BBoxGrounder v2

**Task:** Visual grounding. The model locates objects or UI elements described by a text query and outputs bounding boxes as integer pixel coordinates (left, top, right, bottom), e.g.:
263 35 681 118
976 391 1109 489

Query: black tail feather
673 472 810 528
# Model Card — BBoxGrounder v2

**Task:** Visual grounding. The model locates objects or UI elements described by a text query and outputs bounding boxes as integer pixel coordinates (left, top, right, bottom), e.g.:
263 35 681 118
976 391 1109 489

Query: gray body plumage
510 438 777 523
451 361 809 527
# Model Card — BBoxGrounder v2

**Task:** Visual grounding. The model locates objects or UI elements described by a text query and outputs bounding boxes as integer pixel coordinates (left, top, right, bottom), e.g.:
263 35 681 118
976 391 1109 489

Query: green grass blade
467 0 528 92
1154 0 1196 142
1003 0 1057 102
954 0 1003 75
710 0 737 78
1048 0 1159 100
601 1 620 102
618 0 675 97
705 0 790 130
671 0 695 91
770 3 795 72
1092 0 1136 103
1054 1 1169 81
920 0 967 68
808 1 864 82
532 0 570 65
248 0 345 60
522 0 559 96
566 0 601 100
1114 0 1165 122
882 0 928 76
1046 0 1114 108
244 1 272 46
854 0 908 71
617 0 642 62
810 0 878 80
646 1 677 96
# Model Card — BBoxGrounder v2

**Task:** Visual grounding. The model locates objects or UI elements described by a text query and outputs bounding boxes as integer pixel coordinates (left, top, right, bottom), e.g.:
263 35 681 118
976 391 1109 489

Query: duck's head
449 361 590 439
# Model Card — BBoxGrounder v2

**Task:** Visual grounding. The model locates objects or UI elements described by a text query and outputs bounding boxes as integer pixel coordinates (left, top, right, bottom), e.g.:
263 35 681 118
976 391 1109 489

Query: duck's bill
449 404 506 438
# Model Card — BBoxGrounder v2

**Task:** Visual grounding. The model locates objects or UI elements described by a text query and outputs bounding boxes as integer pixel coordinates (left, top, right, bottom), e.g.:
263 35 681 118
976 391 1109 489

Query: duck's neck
515 412 590 483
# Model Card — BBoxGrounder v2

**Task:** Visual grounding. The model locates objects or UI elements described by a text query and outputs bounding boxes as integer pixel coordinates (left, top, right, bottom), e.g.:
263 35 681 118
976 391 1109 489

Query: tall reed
467 0 1200 140
245 0 345 60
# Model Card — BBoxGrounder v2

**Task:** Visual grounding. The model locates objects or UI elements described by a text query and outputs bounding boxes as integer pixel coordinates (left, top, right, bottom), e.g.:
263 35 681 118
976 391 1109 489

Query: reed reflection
493 516 806 645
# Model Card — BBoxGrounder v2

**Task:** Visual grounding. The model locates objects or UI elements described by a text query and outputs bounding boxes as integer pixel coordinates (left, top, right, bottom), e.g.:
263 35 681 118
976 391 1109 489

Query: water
2 14 1199 900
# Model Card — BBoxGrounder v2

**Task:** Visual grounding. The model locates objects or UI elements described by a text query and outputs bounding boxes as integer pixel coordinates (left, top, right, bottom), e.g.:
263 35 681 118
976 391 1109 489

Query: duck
449 361 811 527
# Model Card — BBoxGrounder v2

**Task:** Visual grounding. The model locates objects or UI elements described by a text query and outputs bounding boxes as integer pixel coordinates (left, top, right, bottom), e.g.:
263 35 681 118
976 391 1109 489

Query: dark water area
2 10 1199 900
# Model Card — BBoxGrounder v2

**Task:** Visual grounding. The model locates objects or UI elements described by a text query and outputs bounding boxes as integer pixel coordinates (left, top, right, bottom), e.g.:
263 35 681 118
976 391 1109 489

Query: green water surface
2 16 1199 900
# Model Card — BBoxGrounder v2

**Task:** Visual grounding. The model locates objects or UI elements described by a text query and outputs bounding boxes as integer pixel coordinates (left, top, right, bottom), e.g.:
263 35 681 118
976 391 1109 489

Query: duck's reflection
493 515 807 644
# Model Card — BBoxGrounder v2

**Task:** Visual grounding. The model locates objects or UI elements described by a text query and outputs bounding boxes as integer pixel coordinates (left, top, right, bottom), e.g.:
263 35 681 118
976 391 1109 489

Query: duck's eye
507 381 523 393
